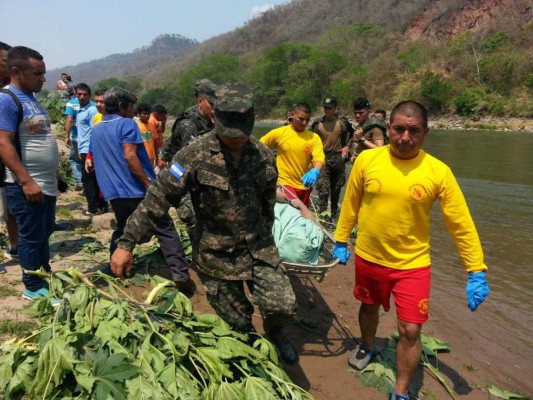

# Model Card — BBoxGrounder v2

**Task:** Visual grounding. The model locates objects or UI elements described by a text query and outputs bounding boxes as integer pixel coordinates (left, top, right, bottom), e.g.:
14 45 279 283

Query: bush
420 71 451 111
454 87 486 116
40 93 67 124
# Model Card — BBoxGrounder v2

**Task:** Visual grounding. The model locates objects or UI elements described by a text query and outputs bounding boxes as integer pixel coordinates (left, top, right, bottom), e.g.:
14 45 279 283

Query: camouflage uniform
118 85 296 334
158 80 217 240
351 115 387 162
310 113 354 216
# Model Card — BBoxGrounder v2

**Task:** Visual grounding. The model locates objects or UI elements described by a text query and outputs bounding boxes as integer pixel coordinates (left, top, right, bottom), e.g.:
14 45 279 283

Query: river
254 124 533 369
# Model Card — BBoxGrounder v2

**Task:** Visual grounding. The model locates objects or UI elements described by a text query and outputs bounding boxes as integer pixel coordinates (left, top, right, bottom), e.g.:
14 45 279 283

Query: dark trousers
80 153 107 213
6 183 55 291
316 152 347 215
110 197 190 282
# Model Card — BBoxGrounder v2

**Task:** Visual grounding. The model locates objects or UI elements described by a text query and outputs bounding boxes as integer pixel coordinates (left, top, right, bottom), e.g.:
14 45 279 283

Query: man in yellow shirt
332 100 490 400
260 103 325 207
135 103 159 166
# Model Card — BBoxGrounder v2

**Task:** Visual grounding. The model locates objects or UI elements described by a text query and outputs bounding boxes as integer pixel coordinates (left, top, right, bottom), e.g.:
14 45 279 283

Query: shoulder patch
169 162 186 180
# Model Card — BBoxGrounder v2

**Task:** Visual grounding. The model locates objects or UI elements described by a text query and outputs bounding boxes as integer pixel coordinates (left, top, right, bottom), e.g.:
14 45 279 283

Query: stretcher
280 238 339 282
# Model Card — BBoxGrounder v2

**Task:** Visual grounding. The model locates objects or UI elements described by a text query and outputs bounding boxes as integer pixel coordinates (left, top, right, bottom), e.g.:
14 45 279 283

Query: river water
254 124 533 364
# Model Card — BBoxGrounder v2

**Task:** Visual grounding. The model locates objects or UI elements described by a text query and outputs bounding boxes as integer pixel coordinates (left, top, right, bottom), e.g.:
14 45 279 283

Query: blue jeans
69 138 82 185
6 183 56 291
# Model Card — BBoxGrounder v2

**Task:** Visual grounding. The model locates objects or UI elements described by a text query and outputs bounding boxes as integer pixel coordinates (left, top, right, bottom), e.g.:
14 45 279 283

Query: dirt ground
0 188 531 400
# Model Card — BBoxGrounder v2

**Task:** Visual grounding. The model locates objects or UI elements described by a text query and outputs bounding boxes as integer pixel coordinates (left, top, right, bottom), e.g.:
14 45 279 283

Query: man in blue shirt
75 83 107 214
0 46 59 302
64 96 82 189
89 87 193 296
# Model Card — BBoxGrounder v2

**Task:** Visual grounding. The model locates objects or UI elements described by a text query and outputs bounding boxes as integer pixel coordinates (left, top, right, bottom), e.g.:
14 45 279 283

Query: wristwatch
359 137 366 143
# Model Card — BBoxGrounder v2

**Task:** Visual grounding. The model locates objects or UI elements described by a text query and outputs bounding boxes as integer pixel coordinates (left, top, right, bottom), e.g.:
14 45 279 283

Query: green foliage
420 71 452 111
0 320 37 336
480 52 518 95
40 92 67 124
0 269 314 399
94 76 142 93
57 154 76 187
454 87 487 116
397 43 432 73
487 384 531 399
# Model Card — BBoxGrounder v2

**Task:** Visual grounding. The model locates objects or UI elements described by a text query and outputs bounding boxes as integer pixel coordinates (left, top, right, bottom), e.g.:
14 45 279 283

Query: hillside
44 34 199 89
45 0 533 118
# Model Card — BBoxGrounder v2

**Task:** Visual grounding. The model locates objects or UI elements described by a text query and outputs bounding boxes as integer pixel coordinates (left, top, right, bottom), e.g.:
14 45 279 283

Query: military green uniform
118 132 296 333
351 115 387 162
159 105 215 163
310 114 354 216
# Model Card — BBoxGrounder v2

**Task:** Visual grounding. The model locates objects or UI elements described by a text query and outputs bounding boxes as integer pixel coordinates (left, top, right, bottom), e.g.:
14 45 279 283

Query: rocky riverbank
257 114 533 132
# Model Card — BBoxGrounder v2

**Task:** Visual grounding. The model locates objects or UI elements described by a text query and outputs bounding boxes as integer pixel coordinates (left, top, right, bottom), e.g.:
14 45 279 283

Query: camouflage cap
214 83 255 138
194 79 217 104
322 97 337 108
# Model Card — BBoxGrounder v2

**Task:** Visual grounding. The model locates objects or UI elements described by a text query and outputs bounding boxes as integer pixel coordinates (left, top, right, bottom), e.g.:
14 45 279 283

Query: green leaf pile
0 268 313 399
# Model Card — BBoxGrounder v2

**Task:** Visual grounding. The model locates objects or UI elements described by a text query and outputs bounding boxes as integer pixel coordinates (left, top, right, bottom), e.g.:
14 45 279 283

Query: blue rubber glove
301 168 320 187
466 271 490 311
332 242 350 265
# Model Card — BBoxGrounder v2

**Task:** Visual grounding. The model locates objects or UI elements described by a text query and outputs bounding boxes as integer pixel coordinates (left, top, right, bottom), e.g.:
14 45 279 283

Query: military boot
263 318 299 364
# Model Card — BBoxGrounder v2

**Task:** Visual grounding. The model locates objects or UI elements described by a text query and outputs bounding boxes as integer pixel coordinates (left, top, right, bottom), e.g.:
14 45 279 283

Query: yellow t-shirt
334 146 487 272
93 113 103 126
260 125 325 189
135 119 158 164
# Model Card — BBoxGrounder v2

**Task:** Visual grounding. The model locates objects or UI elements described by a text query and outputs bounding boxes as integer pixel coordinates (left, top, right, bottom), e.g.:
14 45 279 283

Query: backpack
0 88 23 183
362 115 389 144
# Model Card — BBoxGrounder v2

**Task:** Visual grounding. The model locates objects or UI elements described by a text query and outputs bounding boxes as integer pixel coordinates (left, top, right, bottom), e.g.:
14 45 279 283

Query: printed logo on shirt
141 130 153 141
303 143 312 154
364 177 382 193
418 298 429 315
169 162 186 180
409 184 428 202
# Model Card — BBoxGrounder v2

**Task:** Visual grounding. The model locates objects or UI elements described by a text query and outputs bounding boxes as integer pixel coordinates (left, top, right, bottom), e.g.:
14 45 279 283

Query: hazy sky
0 0 288 70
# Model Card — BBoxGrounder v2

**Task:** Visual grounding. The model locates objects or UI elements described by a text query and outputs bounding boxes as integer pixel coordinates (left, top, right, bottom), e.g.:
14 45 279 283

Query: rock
92 213 116 230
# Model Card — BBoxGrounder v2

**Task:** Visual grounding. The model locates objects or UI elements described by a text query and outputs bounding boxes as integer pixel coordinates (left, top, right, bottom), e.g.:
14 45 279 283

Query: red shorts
282 185 311 207
353 255 431 324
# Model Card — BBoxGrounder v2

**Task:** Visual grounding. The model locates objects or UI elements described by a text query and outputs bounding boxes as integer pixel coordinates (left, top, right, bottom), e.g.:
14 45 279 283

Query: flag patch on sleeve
169 162 186 180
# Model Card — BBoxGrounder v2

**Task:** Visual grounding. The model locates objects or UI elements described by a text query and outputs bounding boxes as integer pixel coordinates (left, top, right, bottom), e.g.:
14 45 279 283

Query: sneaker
22 288 61 307
389 391 410 400
0 264 6 274
348 343 375 370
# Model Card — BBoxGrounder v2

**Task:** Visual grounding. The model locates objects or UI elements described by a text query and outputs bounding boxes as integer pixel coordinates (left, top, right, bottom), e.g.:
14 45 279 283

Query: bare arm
65 115 74 147
312 161 325 171
123 143 151 189
0 130 43 202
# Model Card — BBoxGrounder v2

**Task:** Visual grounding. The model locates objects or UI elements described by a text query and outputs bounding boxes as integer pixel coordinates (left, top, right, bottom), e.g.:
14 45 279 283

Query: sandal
389 390 410 400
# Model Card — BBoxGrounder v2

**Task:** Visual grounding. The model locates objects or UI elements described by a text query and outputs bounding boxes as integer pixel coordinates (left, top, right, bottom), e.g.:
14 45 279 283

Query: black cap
353 97 371 110
322 97 337 108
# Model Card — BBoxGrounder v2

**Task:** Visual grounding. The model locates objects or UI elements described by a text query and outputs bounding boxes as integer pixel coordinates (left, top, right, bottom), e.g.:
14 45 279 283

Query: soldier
310 97 354 221
111 83 299 364
350 97 387 162
157 79 217 167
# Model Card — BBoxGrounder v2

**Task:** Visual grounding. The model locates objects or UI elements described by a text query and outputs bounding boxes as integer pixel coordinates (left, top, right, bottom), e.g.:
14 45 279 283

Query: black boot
264 318 298 364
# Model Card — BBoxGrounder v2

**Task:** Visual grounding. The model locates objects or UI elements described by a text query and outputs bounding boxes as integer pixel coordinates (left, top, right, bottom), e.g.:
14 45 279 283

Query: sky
0 0 289 70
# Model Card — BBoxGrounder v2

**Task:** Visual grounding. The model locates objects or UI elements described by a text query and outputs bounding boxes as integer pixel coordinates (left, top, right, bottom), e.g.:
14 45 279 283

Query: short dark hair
75 83 92 96
292 103 311 114
374 109 386 118
7 46 43 71
390 100 428 128
135 102 151 113
152 104 167 114
0 42 12 52
104 87 137 114
94 89 107 97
